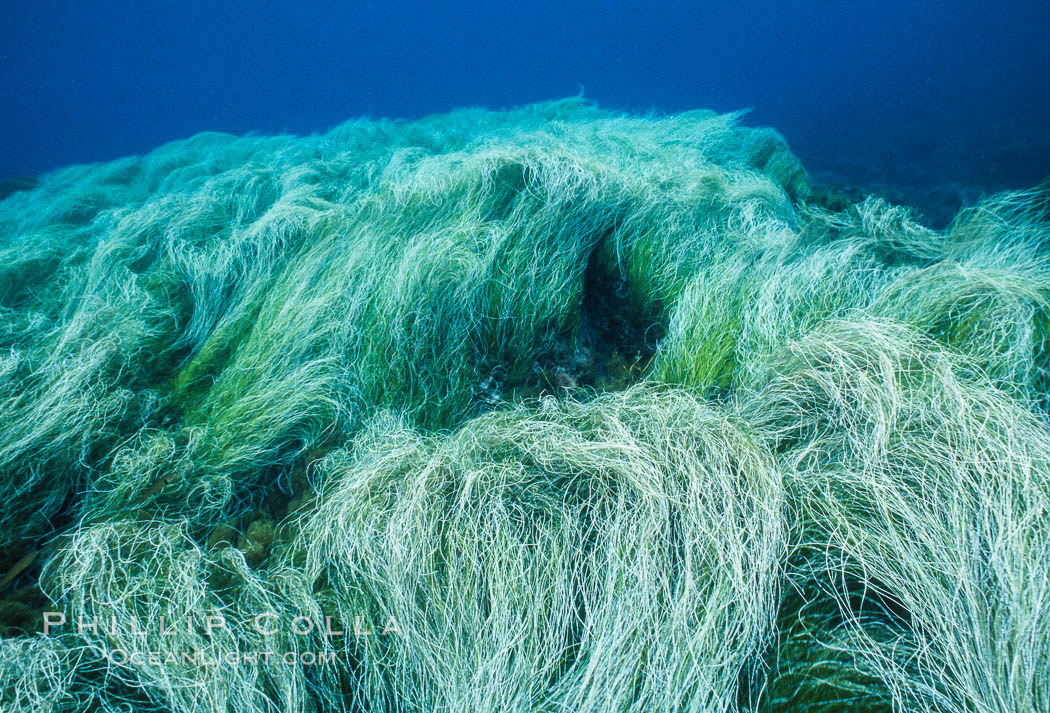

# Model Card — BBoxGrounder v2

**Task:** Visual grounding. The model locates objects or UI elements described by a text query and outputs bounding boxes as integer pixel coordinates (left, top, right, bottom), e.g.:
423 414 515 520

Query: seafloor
1 99 1048 713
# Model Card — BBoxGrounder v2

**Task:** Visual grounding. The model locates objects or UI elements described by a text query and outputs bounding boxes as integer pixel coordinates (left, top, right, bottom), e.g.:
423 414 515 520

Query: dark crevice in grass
743 574 906 713
498 243 663 404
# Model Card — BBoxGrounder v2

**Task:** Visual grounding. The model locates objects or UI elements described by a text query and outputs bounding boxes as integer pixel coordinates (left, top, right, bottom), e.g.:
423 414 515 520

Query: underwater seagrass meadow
0 98 1049 712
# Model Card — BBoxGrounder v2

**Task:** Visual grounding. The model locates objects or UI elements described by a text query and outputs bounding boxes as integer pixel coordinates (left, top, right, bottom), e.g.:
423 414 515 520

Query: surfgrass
296 385 784 712
740 319 1050 713
0 99 1047 712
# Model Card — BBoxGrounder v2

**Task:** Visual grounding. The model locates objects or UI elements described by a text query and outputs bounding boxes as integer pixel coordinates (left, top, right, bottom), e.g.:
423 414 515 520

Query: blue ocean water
2 0 1048 222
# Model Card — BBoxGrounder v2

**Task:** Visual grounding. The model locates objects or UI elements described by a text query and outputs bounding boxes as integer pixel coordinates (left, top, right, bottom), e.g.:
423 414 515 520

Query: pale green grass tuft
740 319 1050 713
297 385 785 712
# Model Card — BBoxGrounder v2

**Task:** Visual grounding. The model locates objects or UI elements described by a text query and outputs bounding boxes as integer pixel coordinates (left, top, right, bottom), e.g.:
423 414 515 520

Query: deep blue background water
2 0 1048 215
